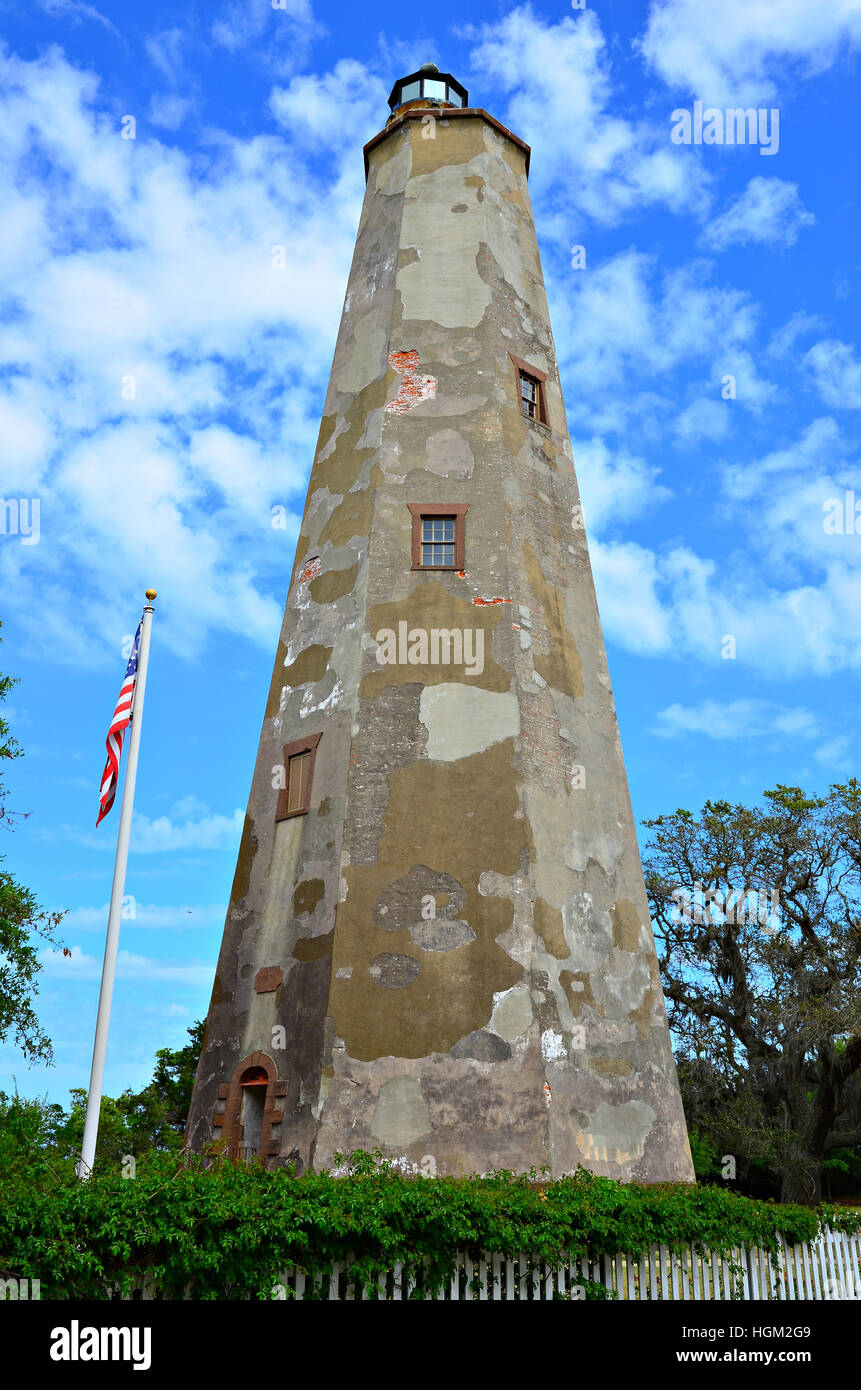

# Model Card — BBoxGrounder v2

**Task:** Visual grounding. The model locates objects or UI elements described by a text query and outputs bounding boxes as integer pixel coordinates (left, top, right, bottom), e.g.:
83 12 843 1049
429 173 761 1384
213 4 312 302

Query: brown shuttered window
509 352 549 426
408 502 468 570
286 750 310 814
276 733 322 820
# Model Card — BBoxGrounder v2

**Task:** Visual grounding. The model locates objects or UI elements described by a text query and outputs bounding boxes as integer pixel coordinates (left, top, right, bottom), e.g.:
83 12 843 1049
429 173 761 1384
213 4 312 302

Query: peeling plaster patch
315 414 347 465
503 477 521 505
420 684 519 762
281 643 332 690
309 564 358 606
565 831 623 876
589 1056 632 1077
371 1076 431 1146
541 1029 566 1062
293 879 325 916
410 918 475 952
451 1029 511 1061
374 137 411 196
399 159 492 327
335 966 353 980
300 677 343 719
292 930 334 963
368 953 421 989
357 406 385 451
386 350 437 414
373 864 466 933
534 898 567 959
423 428 474 478
611 900 642 953
522 541 584 699
294 555 322 610
576 1100 656 1167
562 894 614 971
605 956 652 1013
560 970 603 1019
490 986 533 1043
336 315 388 395
417 391 487 419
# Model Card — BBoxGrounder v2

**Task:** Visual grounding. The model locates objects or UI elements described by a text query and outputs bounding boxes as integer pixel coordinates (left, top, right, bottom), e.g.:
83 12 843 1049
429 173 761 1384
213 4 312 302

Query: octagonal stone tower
187 67 694 1183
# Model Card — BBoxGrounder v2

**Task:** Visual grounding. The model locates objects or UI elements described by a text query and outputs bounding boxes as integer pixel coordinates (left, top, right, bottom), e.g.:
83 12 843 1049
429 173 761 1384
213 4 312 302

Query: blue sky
1 0 860 1107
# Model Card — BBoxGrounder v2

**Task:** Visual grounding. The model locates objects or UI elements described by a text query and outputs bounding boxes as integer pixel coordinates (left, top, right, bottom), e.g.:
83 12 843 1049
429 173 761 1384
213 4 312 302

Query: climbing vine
1 1148 857 1300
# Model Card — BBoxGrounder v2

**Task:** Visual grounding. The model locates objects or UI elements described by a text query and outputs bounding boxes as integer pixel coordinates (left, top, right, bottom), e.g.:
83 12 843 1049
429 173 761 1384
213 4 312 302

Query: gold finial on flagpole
145 589 157 602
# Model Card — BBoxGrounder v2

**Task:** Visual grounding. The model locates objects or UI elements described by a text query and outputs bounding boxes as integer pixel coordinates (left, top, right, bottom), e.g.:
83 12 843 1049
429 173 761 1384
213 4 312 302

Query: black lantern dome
387 63 468 115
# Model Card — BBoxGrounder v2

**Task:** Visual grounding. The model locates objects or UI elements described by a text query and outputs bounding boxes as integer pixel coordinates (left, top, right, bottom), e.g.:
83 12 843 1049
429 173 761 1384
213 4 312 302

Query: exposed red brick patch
386 349 437 414
473 596 512 606
254 966 283 993
300 556 322 584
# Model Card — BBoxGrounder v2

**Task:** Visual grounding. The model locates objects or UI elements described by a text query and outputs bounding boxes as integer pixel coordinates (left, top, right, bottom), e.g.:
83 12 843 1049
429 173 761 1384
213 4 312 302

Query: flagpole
77 589 157 1180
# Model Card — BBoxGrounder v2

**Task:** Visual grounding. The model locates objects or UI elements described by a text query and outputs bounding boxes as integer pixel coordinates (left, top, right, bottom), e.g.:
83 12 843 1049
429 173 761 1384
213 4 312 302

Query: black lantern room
387 63 468 114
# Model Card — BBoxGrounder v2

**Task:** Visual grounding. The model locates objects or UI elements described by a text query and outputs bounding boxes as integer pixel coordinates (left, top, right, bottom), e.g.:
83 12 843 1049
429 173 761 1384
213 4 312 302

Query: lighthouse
186 66 694 1183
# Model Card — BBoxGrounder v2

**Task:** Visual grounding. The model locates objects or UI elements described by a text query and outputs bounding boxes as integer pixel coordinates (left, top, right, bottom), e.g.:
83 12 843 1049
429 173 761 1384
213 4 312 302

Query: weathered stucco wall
186 106 694 1183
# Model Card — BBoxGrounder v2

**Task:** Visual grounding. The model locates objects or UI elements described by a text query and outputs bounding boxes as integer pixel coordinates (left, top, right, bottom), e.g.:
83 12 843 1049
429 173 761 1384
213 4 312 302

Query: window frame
275 732 322 821
387 71 469 113
408 502 468 571
509 353 549 427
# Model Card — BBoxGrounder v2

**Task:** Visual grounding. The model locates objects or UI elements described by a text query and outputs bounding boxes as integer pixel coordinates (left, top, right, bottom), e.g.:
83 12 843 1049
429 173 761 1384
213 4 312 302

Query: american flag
97 624 141 826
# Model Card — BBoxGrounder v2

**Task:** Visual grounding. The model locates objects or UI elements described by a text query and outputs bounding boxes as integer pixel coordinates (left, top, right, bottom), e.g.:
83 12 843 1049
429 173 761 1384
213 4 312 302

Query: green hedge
1 1149 858 1300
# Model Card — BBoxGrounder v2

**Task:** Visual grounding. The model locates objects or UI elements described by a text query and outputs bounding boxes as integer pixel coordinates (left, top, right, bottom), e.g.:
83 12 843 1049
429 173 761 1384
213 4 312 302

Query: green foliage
644 782 861 1204
0 1148 857 1301
0 1021 206 1172
0 1090 68 1182
60 1020 205 1164
0 620 66 1063
687 1126 722 1182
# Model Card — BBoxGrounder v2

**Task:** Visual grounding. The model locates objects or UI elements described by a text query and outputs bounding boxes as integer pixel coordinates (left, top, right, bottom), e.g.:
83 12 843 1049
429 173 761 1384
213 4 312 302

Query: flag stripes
96 623 141 825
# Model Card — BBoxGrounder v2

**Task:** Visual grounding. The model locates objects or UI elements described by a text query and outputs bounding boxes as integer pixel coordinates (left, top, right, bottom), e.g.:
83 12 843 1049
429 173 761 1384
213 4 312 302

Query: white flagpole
77 589 157 1180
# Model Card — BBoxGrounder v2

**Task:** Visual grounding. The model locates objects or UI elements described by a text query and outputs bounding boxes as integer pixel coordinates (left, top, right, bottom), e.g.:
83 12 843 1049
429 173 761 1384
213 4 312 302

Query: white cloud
37 0 119 35
129 806 244 854
60 902 226 931
672 399 730 443
148 94 192 131
66 800 244 853
0 46 363 666
767 312 823 360
804 339 861 410
558 251 773 424
468 7 710 232
720 416 846 502
270 59 388 149
211 0 318 70
590 540 673 654
588 487 861 676
144 28 188 85
654 698 820 740
571 437 671 531
639 0 861 105
700 177 815 250
39 943 214 985
813 735 853 771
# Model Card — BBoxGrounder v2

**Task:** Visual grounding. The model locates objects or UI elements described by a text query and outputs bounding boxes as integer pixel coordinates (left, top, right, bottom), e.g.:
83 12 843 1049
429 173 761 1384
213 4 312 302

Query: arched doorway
213 1052 284 1164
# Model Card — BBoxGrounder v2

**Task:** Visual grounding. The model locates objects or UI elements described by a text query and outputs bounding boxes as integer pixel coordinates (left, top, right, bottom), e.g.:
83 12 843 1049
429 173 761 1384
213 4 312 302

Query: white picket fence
267 1229 861 1300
